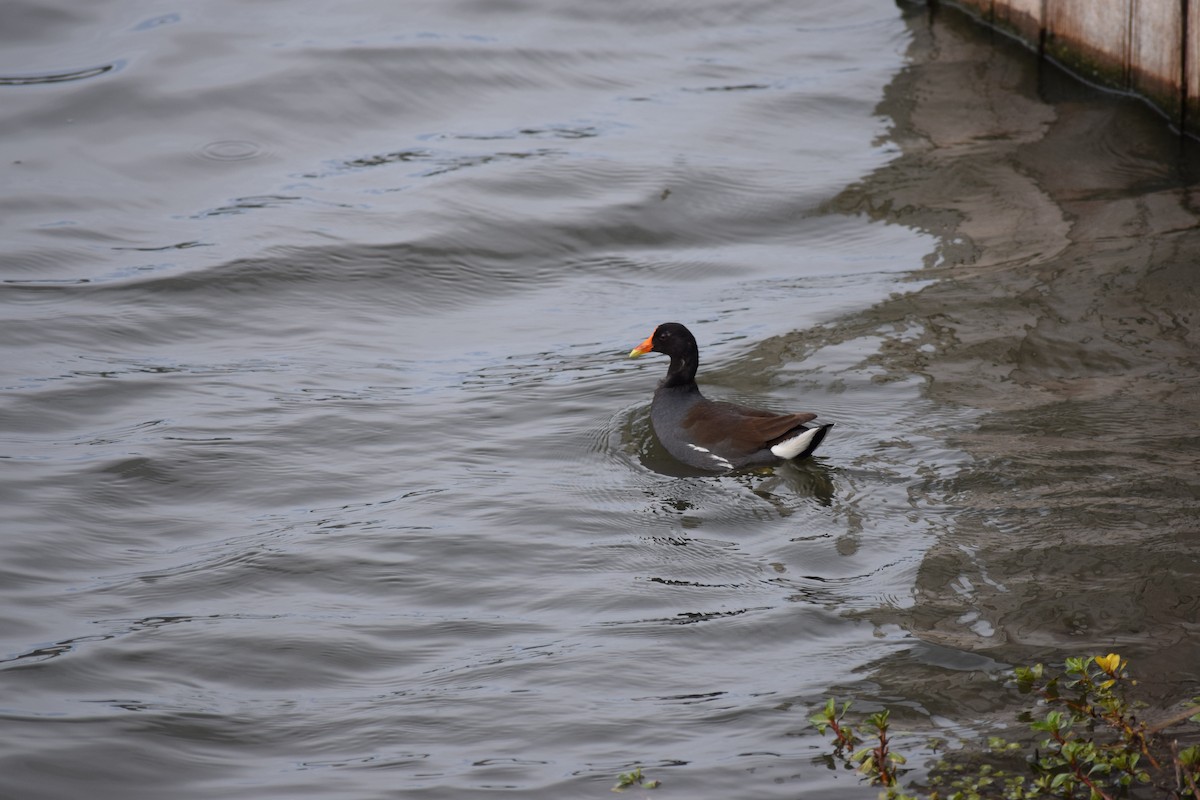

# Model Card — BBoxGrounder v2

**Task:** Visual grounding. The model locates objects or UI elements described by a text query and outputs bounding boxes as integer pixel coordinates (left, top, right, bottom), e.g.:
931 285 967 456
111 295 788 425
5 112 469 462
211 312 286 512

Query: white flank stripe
687 443 733 469
770 427 821 460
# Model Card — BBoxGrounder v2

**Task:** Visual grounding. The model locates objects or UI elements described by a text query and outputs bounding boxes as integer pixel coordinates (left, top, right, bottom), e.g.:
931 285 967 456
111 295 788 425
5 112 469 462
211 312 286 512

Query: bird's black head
648 322 694 357
629 322 696 359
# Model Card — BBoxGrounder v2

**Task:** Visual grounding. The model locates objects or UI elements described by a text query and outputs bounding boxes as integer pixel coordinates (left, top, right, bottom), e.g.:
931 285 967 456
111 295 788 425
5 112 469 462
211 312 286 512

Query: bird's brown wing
683 400 817 455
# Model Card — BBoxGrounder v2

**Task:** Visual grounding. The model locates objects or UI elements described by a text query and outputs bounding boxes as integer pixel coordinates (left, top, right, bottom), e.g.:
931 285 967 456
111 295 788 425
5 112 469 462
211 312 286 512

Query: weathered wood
944 0 1198 136
995 0 1043 42
1188 0 1199 130
1044 0 1132 87
953 0 992 16
1129 0 1184 121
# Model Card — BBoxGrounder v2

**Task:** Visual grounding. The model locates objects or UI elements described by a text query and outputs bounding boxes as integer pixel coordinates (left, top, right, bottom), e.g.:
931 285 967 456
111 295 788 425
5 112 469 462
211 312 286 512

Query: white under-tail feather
769 426 823 460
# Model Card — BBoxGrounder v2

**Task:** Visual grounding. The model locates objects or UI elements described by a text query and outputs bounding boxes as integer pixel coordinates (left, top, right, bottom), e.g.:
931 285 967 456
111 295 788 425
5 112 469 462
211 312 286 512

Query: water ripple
0 61 123 86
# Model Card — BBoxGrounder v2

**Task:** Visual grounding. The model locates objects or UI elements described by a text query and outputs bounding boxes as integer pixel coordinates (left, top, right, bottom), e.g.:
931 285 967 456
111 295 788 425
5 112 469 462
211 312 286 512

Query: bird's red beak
629 332 655 358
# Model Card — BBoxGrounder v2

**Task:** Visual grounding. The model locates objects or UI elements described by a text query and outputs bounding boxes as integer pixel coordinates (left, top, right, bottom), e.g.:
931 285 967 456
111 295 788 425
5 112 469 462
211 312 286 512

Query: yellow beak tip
629 332 656 358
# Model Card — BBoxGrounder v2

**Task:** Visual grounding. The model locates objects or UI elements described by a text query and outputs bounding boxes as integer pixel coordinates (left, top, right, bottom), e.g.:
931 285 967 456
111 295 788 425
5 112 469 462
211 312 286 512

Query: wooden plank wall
946 0 1197 137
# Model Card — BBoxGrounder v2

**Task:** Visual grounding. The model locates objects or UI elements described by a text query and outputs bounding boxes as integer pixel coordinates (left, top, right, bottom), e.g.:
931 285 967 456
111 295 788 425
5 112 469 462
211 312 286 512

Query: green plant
812 654 1200 800
811 699 908 792
612 766 661 792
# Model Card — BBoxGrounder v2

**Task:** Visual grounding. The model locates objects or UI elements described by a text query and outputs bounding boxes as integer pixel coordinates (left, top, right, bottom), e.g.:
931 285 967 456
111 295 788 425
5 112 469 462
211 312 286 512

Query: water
3 1 1199 798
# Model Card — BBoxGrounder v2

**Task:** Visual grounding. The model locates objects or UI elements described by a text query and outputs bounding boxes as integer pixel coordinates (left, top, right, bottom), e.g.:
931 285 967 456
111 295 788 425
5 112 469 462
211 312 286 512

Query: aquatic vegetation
812 654 1200 800
811 700 908 791
612 766 660 792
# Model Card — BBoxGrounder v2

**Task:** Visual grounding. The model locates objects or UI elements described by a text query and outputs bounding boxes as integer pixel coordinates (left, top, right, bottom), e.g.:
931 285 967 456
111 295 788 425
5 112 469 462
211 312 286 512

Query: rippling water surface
3 1 1199 798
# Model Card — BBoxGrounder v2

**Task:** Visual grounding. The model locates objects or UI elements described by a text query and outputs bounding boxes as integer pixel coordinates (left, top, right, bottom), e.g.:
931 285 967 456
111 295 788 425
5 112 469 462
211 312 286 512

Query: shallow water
3 1 1199 798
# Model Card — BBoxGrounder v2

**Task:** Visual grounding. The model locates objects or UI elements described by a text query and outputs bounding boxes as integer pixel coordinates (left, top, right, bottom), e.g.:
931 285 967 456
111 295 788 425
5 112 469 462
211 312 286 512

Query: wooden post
996 0 1045 45
1187 0 1198 132
943 0 1199 136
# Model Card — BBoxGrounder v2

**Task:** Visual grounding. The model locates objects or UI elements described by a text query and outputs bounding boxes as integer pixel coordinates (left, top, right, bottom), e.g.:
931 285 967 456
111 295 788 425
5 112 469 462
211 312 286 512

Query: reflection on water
837 4 1200 709
1 0 1199 798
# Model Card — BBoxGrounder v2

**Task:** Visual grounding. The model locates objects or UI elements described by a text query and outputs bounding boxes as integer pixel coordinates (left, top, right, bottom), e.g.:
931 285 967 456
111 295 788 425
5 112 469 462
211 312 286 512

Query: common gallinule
629 322 832 471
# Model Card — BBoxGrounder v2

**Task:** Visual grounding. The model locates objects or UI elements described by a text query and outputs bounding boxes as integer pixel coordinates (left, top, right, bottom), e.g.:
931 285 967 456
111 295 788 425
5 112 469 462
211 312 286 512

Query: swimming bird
629 322 832 471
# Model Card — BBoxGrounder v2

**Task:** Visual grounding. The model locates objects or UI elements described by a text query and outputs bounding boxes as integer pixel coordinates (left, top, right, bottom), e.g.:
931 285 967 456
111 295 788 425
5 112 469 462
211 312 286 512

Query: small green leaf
1064 656 1089 675
1014 666 1037 693
1050 772 1073 789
